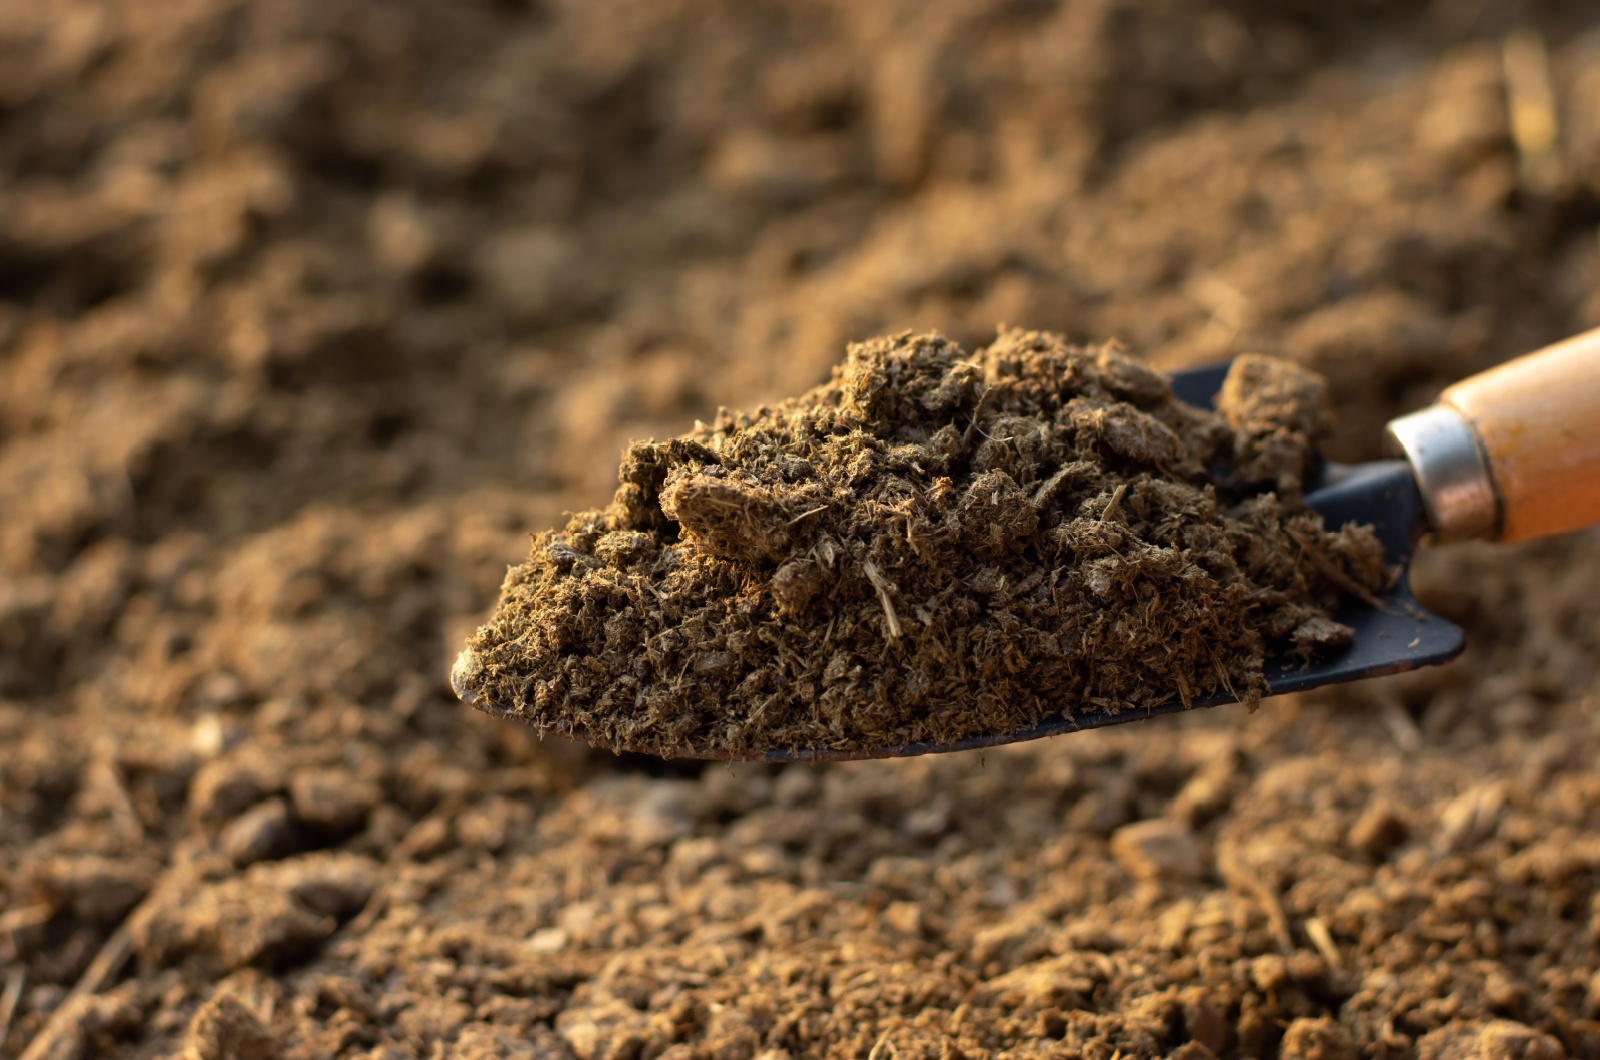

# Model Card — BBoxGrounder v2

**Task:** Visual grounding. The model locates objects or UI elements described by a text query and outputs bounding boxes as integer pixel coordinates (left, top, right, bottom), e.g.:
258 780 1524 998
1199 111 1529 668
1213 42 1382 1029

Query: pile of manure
453 329 1388 759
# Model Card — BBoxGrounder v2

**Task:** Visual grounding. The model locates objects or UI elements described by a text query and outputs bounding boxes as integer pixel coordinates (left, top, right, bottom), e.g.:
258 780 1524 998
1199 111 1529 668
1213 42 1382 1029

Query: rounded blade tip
451 647 484 705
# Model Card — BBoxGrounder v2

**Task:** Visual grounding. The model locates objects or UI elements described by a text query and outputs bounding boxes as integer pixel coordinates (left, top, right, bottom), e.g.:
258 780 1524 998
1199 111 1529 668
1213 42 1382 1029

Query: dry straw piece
455 330 1388 759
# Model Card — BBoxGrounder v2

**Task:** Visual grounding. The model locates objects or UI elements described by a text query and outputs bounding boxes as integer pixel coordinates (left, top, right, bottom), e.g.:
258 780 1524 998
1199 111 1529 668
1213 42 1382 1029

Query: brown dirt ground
3 0 1600 1057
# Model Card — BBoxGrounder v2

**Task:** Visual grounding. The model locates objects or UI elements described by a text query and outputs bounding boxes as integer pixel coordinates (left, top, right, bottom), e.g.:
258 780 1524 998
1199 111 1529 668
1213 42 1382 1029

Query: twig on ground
1305 916 1343 972
861 561 903 640
1216 845 1293 955
1504 30 1562 194
1288 529 1394 615
0 969 24 1048
346 792 467 936
18 928 133 1060
0 906 51 936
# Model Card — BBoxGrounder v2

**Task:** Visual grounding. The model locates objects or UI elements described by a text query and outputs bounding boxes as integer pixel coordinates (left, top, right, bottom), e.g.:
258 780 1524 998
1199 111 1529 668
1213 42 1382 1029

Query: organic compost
5 1 1600 1058
456 336 1386 758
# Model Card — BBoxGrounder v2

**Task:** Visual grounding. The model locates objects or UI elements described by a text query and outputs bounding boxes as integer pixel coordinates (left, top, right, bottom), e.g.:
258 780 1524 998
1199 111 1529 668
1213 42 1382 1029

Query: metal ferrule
1384 405 1500 542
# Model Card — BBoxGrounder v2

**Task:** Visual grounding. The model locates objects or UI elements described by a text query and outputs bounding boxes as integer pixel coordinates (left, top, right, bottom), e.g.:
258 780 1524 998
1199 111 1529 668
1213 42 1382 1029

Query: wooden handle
1441 327 1600 543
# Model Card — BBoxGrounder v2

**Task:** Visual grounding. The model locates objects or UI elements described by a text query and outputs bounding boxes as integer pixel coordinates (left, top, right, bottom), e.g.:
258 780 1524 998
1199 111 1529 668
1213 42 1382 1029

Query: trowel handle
1386 327 1600 543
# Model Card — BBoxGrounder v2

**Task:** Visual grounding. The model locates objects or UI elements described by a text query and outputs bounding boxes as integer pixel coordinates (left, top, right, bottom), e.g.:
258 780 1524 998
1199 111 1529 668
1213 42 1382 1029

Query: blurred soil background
3 0 1600 1056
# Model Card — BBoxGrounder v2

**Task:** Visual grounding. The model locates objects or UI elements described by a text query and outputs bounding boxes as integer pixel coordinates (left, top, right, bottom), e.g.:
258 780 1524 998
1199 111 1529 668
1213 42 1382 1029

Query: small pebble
1110 818 1206 880
1415 1019 1563 1060
220 798 299 867
183 991 277 1060
189 756 278 823
257 851 379 919
31 853 156 921
1348 798 1409 859
289 769 382 833
1280 1016 1358 1060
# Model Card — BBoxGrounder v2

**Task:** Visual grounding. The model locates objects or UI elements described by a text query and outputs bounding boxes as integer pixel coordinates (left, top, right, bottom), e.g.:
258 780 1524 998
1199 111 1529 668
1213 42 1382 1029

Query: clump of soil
455 331 1387 758
1216 353 1336 497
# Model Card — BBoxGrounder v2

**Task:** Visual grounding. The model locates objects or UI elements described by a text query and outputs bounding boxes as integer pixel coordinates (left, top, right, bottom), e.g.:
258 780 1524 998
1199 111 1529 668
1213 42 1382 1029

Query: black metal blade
757 363 1465 763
